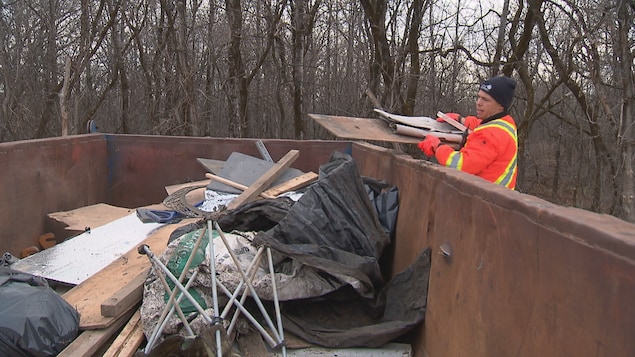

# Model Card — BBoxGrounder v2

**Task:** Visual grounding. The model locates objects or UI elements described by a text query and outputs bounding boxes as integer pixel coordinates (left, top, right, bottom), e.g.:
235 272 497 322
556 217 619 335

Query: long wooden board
309 113 421 144
102 309 145 357
62 219 196 329
101 268 149 317
57 308 137 357
227 150 299 210
263 171 319 196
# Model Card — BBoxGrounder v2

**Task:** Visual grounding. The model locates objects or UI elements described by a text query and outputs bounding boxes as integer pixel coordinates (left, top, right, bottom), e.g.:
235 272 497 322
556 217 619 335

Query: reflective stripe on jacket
435 114 518 189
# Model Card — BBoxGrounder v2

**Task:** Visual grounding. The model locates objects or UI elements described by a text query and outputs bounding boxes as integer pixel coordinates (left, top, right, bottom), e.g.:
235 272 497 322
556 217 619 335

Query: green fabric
164 228 217 313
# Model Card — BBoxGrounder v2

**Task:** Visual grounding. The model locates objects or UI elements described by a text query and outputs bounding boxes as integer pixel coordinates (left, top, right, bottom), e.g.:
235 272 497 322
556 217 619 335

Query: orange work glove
418 135 441 157
436 112 460 123
462 115 482 130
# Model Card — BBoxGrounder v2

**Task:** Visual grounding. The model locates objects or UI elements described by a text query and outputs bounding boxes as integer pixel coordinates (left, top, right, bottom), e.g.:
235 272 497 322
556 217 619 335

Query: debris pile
2 147 430 356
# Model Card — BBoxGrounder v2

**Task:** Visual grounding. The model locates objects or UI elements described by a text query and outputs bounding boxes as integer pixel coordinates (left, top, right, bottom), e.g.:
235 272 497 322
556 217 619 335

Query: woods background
0 0 633 222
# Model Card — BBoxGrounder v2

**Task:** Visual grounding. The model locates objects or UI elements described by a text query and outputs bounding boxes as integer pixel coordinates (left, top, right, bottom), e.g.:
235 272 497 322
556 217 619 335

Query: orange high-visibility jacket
435 114 518 189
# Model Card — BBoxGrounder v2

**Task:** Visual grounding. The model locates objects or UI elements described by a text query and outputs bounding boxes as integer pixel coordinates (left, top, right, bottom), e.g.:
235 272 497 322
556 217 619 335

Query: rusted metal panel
104 135 351 208
0 135 350 257
351 141 635 357
0 135 108 256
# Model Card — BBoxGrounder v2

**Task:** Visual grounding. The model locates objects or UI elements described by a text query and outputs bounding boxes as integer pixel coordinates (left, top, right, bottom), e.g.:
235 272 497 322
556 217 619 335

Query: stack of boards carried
373 108 464 144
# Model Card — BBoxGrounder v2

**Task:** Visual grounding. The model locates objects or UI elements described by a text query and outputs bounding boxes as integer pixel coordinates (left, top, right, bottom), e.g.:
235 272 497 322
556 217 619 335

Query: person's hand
436 112 460 123
463 115 482 130
418 135 441 157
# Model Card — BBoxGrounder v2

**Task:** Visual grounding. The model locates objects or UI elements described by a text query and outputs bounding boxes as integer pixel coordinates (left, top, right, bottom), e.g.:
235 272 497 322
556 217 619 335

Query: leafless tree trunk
616 0 635 221
537 6 618 213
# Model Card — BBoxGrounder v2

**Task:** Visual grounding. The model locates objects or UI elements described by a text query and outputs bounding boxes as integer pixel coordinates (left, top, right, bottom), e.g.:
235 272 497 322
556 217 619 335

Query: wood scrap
101 268 149 317
19 246 39 258
205 173 275 199
102 309 145 357
57 308 137 357
227 150 299 210
47 203 132 240
262 171 318 197
38 232 57 249
165 180 209 196
62 219 197 329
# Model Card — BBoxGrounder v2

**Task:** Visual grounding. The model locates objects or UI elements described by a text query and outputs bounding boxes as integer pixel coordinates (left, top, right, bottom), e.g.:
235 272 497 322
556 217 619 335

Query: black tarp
250 151 429 347
280 247 431 348
253 151 391 299
0 268 79 357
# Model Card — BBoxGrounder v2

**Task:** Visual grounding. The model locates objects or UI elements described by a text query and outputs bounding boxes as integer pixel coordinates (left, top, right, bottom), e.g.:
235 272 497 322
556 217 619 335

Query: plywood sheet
308 113 420 144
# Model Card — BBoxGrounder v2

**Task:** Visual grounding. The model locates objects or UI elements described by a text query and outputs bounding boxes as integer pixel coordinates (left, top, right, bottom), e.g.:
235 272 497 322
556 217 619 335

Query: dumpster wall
104 135 350 208
352 141 635 357
0 135 350 256
0 135 108 256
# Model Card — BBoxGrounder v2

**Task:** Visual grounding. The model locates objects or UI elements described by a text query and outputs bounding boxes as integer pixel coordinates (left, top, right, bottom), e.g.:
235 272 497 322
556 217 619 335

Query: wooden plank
101 268 149 317
308 113 420 144
207 152 305 194
102 309 145 357
62 219 196 329
57 308 137 357
165 180 209 196
262 171 318 197
227 150 299 210
205 173 275 199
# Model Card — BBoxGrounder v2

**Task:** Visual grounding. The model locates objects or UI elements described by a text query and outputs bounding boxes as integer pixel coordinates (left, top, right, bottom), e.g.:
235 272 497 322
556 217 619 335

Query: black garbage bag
0 267 80 357
253 151 391 298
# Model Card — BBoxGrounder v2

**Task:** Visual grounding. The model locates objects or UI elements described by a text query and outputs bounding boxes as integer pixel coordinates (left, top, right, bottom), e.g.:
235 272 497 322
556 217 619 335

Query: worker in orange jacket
418 76 518 189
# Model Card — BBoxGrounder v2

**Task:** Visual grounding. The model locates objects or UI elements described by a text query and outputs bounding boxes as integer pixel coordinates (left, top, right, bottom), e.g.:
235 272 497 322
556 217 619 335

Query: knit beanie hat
479 76 517 110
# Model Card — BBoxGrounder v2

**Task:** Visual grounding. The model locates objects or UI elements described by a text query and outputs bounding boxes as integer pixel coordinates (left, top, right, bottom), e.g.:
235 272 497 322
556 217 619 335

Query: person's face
475 90 504 119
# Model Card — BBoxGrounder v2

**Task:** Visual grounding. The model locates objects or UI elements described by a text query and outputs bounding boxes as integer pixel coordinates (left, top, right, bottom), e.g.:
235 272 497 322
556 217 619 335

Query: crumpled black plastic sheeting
281 247 431 348
364 176 399 238
253 151 391 298
0 267 79 357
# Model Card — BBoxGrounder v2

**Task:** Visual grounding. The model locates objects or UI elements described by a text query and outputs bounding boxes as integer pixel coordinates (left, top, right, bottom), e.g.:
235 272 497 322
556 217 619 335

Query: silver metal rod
213 221 282 343
145 226 208 352
140 244 213 324
220 246 265 319
267 247 286 356
145 270 199 353
217 279 278 347
208 220 223 357
226 249 266 334
151 257 195 334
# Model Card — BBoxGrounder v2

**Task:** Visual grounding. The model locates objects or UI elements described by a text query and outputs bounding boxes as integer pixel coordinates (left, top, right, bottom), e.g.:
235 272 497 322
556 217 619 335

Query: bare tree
615 0 635 221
